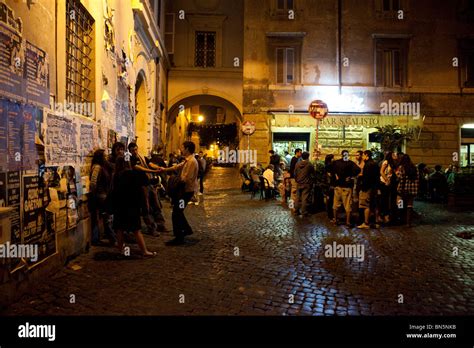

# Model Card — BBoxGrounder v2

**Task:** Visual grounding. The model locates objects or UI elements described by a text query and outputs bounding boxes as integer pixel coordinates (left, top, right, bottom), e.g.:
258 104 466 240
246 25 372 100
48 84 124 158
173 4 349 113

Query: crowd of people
240 148 458 228
88 141 207 255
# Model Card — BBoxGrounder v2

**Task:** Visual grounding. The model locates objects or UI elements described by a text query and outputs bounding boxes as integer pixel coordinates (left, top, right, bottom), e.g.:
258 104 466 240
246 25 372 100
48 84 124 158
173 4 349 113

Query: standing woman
89 149 115 245
111 156 156 257
379 151 398 224
396 154 419 226
323 154 335 220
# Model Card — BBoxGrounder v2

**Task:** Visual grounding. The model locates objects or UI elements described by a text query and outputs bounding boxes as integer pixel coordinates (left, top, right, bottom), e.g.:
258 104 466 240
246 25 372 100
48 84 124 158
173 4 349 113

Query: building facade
165 0 243 154
0 0 168 306
243 0 474 166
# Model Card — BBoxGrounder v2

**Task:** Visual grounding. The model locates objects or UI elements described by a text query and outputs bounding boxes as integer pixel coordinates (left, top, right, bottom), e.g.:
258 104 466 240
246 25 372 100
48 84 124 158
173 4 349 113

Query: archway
135 71 149 153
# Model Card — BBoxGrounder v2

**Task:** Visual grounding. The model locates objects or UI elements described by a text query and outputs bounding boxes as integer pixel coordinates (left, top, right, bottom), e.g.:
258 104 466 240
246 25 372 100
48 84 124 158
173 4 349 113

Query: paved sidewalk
2 167 473 316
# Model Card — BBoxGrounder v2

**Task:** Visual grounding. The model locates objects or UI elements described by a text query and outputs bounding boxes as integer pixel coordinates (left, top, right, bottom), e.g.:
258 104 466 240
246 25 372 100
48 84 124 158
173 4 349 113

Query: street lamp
197 115 204 123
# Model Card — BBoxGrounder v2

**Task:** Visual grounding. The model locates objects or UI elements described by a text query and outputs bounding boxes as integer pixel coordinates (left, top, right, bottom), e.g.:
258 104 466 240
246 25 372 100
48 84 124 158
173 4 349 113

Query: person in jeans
158 141 199 246
294 151 315 216
197 151 206 195
330 150 361 227
289 148 302 214
89 149 115 246
357 150 380 229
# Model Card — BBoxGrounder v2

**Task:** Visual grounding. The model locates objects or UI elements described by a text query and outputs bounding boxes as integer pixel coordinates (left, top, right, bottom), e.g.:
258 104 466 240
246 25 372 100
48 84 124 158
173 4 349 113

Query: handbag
166 174 185 198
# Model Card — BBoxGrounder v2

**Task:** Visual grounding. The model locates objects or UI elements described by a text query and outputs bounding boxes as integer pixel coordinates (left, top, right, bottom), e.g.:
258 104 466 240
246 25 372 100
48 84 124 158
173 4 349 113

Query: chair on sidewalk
259 176 274 200
250 174 262 199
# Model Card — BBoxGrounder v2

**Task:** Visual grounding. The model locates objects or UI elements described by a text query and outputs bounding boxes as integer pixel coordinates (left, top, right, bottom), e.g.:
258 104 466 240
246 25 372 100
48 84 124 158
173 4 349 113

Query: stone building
0 0 168 305
243 0 474 166
164 0 243 155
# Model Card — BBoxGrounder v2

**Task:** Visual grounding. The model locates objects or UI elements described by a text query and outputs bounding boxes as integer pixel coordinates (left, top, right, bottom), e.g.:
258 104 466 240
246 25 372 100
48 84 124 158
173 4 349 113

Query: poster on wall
0 100 7 171
6 171 21 245
20 104 38 170
22 174 55 265
0 21 25 102
44 112 78 167
0 172 6 208
6 100 22 171
79 121 97 159
24 41 49 107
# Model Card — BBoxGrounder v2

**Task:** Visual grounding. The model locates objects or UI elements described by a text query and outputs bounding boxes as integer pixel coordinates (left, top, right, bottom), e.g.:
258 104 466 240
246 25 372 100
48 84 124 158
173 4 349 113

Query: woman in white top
379 151 399 224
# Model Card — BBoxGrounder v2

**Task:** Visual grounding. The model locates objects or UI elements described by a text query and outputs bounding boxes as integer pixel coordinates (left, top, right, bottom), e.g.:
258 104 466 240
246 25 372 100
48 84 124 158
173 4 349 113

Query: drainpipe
337 0 342 95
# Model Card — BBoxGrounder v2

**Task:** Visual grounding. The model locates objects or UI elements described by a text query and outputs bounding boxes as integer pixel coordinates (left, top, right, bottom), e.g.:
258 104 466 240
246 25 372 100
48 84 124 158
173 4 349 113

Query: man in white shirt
158 141 198 245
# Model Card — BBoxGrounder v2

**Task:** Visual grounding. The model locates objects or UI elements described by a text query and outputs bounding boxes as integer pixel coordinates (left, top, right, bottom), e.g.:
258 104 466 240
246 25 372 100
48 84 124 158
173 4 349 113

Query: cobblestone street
2 167 474 316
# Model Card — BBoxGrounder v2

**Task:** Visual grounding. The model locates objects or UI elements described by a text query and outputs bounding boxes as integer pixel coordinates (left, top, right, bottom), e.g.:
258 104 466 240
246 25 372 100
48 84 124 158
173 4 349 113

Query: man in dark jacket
330 150 361 226
289 148 302 214
294 152 315 216
357 150 380 229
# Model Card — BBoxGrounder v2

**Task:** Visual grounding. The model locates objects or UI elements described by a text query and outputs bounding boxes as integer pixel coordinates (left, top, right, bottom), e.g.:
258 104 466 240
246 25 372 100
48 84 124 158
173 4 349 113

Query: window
150 0 162 28
276 48 294 84
66 0 94 107
460 39 474 87
165 13 175 54
195 31 216 68
383 0 401 11
375 39 408 87
277 0 294 11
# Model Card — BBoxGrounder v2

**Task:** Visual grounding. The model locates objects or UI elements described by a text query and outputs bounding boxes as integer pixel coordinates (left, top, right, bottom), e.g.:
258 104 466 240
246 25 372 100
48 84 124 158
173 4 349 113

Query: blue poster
0 22 25 102
21 104 38 170
6 100 21 171
0 99 7 171
24 41 49 107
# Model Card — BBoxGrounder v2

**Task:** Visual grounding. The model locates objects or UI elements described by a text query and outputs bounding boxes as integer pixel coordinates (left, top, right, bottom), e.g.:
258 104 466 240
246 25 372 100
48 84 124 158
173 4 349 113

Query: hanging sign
241 121 256 135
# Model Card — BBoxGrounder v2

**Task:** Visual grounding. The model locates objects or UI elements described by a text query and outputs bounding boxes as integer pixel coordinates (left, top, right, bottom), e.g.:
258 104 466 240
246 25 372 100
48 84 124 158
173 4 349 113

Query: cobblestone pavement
2 167 474 316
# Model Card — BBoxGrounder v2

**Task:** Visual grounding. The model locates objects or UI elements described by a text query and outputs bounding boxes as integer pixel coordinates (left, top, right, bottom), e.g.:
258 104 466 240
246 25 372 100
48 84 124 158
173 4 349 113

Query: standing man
269 150 281 182
353 150 365 224
284 151 292 170
289 148 302 214
158 141 198 246
331 150 361 227
357 150 380 229
197 151 206 195
128 142 167 235
294 151 315 217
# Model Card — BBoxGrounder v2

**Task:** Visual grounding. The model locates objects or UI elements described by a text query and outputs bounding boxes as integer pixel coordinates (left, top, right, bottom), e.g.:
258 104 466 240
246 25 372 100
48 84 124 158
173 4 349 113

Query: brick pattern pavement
1 167 473 316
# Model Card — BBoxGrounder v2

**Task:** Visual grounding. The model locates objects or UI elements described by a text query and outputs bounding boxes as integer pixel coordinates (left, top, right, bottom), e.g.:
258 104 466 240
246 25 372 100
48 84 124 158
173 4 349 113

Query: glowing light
197 115 204 122
462 124 474 129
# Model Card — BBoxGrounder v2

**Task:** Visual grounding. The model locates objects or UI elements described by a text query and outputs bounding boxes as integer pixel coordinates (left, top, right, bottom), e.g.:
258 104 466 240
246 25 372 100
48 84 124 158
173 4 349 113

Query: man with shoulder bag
158 141 199 245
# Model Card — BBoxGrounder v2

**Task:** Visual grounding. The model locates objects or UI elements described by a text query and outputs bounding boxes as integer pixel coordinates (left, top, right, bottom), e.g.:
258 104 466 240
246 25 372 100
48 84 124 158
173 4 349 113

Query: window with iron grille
375 39 408 87
66 0 94 110
195 31 216 68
